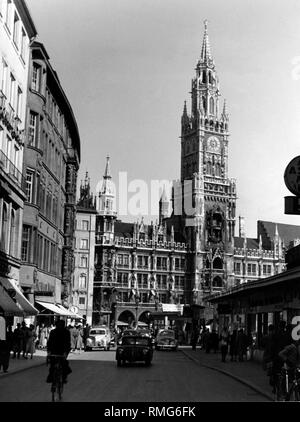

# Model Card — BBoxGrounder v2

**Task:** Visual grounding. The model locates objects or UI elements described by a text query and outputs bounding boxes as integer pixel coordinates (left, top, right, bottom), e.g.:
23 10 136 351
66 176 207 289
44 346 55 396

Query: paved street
0 349 269 402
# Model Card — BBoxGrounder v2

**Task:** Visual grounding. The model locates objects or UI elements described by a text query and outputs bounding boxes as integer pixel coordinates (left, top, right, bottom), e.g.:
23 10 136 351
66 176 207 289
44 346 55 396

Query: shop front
205 265 300 361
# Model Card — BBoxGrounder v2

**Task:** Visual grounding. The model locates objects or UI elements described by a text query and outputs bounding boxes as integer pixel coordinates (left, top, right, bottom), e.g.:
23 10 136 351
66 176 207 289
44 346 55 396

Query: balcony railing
0 149 25 189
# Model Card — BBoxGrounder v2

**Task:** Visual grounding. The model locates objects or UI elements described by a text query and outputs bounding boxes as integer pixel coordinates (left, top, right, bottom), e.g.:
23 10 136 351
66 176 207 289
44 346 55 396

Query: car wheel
145 359 151 367
117 359 122 367
85 347 90 352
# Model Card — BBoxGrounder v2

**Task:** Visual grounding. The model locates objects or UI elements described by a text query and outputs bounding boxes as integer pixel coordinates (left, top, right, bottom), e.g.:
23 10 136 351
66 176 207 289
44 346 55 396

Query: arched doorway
117 310 135 327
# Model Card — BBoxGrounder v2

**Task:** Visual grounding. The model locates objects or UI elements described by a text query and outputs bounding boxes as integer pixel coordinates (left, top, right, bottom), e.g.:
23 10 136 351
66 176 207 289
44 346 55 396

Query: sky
26 0 300 238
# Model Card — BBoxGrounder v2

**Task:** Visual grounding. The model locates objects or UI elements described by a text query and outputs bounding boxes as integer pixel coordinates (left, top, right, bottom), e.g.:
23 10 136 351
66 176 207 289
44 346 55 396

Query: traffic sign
284 156 300 196
70 306 79 314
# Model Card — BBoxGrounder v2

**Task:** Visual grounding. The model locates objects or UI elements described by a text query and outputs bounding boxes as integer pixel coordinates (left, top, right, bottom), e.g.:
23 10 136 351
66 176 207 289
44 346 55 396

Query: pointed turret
77 171 96 209
200 19 214 64
221 99 229 121
96 156 116 216
159 185 169 223
181 101 190 134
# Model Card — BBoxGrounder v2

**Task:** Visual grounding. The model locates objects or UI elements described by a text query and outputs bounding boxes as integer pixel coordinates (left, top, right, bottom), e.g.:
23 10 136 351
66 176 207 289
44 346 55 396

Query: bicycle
285 367 300 402
274 365 289 401
274 364 300 402
48 354 66 402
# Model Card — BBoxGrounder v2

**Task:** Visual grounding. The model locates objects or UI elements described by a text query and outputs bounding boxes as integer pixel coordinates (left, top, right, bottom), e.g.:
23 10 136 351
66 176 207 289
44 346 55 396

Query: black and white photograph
0 0 300 407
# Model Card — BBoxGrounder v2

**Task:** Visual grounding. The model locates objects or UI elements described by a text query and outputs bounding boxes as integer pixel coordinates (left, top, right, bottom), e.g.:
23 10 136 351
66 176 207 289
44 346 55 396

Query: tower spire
201 19 213 64
104 155 111 179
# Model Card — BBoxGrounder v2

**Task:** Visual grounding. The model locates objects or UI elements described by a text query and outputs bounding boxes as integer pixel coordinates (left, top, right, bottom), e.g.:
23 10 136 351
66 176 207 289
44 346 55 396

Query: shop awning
56 304 83 319
0 283 24 316
0 277 38 316
36 301 82 319
36 301 69 316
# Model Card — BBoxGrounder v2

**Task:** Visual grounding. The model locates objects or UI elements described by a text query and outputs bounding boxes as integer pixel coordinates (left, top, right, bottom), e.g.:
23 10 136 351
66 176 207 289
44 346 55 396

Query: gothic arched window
202 96 206 113
202 71 207 84
209 72 213 84
216 163 221 177
206 162 212 175
212 276 223 287
213 257 223 269
209 98 214 115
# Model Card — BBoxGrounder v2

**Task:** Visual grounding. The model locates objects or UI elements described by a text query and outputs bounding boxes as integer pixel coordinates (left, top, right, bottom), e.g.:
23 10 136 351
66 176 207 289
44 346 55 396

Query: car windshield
158 330 175 338
122 336 150 346
90 329 106 335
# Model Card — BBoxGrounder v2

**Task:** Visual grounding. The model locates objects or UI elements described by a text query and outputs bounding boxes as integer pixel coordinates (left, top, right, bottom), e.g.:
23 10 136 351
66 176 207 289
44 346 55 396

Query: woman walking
25 325 37 359
76 325 84 353
219 327 229 363
39 324 48 349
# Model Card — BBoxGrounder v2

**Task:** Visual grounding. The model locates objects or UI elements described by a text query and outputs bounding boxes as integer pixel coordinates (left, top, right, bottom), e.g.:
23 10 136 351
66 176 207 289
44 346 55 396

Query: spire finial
204 19 208 33
104 155 111 179
201 19 213 64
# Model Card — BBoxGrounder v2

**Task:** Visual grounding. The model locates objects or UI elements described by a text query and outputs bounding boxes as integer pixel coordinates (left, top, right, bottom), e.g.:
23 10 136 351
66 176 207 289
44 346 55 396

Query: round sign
70 306 79 314
284 156 300 196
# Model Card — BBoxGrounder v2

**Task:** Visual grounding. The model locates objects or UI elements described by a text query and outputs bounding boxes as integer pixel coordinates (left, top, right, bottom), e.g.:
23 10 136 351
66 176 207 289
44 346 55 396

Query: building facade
0 0 36 303
74 22 296 330
73 172 96 325
20 40 81 310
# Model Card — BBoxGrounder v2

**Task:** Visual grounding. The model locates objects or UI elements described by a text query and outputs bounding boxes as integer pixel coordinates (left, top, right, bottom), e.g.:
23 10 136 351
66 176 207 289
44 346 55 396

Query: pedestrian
203 329 211 353
12 323 23 359
261 324 275 371
25 324 37 359
83 323 91 349
69 325 78 352
0 322 10 373
236 328 248 362
191 327 199 351
21 321 30 359
229 328 238 362
39 323 48 349
210 329 219 353
75 325 84 353
219 327 229 362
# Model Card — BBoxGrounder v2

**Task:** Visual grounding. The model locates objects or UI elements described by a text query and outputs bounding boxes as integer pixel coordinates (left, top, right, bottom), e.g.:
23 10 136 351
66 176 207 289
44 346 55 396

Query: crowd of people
0 319 92 374
194 326 252 363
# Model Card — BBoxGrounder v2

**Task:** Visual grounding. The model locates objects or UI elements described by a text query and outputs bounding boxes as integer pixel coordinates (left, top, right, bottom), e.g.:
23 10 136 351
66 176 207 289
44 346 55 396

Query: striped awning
0 283 24 316
0 277 38 316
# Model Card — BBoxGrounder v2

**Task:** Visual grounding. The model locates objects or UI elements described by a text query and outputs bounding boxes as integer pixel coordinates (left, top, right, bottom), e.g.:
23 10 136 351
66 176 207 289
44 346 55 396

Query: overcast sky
26 0 300 238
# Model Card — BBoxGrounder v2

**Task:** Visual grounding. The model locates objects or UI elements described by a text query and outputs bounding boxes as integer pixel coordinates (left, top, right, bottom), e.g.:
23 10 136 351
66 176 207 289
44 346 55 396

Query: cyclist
278 338 300 374
46 319 72 384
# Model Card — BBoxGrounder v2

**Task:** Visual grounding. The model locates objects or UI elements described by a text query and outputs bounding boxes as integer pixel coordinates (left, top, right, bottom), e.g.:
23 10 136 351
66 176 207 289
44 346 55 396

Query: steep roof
114 221 134 238
258 220 300 249
234 237 259 250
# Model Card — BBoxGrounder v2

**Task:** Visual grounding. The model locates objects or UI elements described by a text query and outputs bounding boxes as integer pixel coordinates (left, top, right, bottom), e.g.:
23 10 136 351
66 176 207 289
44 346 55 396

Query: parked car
116 332 153 367
85 326 111 351
155 329 178 351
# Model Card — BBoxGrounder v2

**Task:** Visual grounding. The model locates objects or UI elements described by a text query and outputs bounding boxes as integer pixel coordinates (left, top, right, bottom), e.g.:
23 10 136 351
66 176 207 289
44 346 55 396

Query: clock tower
178 20 237 306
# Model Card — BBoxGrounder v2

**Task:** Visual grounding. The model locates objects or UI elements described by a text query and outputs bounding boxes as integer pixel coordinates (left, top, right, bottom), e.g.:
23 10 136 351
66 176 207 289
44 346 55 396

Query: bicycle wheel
58 377 63 401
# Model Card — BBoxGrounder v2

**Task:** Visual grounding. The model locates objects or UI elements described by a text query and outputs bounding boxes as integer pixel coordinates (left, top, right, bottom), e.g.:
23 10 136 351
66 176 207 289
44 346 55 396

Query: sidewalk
0 349 47 378
180 347 274 402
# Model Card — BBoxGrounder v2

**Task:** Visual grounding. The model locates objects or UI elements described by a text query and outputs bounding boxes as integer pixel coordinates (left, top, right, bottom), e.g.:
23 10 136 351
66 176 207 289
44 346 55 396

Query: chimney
239 216 245 238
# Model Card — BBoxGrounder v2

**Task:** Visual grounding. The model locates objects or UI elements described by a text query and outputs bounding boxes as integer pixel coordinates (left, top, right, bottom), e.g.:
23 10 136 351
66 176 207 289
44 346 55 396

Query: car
85 326 111 351
155 329 178 351
116 332 153 367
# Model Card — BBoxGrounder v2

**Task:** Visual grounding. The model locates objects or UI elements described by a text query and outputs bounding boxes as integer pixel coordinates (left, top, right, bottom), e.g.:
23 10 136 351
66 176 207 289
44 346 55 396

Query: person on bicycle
46 319 72 384
278 338 300 373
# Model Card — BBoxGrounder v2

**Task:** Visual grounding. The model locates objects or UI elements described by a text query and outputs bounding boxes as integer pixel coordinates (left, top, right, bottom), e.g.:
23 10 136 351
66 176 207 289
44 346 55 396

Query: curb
0 359 46 379
180 349 274 402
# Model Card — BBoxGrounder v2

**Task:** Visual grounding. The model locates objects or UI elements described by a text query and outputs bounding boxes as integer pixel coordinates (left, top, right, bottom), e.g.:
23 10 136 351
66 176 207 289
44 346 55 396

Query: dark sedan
116 334 153 367
155 329 178 351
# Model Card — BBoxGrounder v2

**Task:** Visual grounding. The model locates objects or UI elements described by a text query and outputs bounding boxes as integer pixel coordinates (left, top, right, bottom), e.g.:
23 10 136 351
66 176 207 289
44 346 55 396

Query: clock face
207 136 220 153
